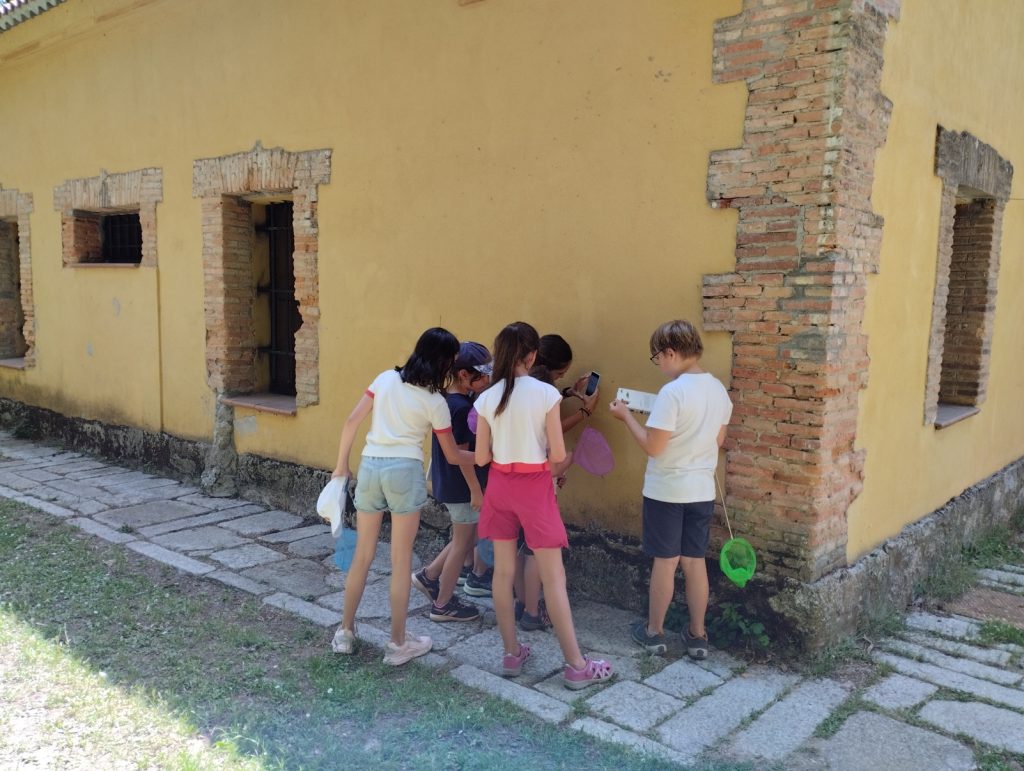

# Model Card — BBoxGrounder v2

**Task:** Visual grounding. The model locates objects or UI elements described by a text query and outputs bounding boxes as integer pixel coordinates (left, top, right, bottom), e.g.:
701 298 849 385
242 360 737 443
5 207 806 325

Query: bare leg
473 544 487 575
492 539 520 655
647 556 682 635
387 510 422 645
532 547 586 670
436 522 476 605
680 556 709 637
512 549 526 604
424 541 452 580
341 510 384 631
522 554 543 616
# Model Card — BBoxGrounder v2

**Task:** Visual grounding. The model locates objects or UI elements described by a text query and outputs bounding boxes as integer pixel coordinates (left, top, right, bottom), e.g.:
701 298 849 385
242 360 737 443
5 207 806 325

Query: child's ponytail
490 321 540 416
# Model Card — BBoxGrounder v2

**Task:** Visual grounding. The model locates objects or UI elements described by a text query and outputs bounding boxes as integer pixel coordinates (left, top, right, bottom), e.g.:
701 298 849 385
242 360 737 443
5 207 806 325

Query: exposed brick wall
704 0 899 582
202 195 256 394
0 186 35 366
193 142 330 409
924 128 1013 423
53 168 162 268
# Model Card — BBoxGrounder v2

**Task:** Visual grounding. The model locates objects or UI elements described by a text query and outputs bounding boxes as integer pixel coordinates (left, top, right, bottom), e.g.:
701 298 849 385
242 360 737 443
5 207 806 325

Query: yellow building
0 0 1021 645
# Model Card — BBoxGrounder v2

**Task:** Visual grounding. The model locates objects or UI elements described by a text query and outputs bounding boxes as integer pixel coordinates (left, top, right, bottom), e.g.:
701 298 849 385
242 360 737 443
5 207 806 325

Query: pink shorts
479 468 568 550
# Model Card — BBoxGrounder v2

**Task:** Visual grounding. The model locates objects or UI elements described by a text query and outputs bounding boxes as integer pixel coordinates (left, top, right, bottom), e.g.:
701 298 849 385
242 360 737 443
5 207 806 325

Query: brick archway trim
192 142 331 409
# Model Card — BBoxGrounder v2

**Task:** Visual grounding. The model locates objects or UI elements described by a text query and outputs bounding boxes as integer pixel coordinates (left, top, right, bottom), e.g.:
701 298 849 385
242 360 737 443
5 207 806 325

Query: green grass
916 525 1024 602
0 501 685 770
978 620 1024 648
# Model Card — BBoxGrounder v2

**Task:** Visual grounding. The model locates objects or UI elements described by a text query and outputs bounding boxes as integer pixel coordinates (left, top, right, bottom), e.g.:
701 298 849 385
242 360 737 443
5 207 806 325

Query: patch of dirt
942 587 1024 628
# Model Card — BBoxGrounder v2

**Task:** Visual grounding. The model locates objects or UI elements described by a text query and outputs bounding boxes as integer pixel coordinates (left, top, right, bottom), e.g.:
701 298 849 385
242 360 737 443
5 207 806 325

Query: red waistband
490 461 550 474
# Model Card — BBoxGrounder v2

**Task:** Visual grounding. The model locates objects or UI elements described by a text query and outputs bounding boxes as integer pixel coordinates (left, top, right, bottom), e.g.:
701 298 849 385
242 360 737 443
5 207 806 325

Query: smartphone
584 371 601 397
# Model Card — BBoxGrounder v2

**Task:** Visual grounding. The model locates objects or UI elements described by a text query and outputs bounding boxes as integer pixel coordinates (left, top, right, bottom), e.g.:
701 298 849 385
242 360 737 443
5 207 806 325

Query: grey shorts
353 456 427 515
444 501 480 525
642 497 714 559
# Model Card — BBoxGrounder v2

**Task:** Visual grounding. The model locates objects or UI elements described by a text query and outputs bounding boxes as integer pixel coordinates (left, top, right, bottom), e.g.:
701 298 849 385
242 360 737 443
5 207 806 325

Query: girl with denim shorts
329 327 476 666
474 321 613 690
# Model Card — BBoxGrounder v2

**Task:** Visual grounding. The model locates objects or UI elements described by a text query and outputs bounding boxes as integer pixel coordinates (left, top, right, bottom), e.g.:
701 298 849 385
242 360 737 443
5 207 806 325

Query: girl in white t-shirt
475 321 613 690
329 327 475 666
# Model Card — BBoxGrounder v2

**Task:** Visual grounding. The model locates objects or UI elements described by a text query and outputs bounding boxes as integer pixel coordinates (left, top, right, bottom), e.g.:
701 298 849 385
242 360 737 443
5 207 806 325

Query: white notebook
615 387 658 415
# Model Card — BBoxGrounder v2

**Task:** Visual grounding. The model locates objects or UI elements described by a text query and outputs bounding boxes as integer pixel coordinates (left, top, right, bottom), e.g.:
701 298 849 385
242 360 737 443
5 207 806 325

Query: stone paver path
1 432 1022 768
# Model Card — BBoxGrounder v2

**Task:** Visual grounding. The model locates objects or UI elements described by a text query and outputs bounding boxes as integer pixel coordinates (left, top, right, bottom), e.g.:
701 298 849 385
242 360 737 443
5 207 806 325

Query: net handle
715 470 733 542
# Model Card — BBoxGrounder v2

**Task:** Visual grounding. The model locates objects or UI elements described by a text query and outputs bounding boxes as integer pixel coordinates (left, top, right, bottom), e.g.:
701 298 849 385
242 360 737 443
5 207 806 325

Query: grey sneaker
630 620 667 655
682 628 709 660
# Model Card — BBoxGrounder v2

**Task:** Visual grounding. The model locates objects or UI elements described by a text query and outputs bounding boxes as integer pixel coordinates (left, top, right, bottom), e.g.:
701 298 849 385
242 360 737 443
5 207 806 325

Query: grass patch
803 637 870 678
812 696 863 739
978 620 1024 648
917 526 1024 602
0 501 682 770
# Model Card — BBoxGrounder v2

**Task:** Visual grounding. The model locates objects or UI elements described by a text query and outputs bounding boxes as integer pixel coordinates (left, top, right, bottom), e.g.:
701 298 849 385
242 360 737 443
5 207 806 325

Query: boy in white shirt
609 320 732 659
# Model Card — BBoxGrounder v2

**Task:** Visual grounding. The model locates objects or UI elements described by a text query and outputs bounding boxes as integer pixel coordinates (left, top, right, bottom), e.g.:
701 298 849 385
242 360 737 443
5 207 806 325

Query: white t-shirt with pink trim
362 369 452 461
474 376 561 465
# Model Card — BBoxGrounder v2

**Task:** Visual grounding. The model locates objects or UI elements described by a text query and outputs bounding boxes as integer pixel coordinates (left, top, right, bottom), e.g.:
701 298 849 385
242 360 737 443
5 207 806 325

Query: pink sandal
563 655 613 690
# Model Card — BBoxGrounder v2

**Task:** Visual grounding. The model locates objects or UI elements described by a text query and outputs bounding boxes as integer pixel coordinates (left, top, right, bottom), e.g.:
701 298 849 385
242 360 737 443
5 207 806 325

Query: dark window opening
938 195 994 410
100 212 143 264
0 220 25 358
256 202 299 396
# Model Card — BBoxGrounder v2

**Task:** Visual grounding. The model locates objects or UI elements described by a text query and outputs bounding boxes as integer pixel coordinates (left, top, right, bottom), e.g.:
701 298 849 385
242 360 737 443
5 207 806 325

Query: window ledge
66 262 141 269
0 357 26 370
934 403 979 429
220 393 297 416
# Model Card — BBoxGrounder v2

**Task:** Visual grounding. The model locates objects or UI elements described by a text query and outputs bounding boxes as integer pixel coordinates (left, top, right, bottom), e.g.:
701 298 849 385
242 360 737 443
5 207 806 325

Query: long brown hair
489 321 540 416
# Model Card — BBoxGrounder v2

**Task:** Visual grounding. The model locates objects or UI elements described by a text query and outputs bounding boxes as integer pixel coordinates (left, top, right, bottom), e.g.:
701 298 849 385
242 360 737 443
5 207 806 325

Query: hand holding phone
584 371 601 397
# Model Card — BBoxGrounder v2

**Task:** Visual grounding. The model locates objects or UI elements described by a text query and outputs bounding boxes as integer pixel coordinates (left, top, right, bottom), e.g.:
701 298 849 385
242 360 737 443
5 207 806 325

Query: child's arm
718 424 728 448
475 417 493 467
608 400 671 458
454 441 485 510
545 404 567 465
435 431 477 468
332 394 374 478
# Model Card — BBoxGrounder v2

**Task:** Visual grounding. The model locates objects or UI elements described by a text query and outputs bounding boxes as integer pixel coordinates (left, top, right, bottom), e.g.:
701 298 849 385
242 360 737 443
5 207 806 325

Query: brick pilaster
705 0 899 581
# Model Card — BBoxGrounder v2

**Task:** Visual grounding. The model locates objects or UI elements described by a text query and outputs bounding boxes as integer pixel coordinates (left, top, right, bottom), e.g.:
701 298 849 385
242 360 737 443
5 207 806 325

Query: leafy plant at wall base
708 602 770 650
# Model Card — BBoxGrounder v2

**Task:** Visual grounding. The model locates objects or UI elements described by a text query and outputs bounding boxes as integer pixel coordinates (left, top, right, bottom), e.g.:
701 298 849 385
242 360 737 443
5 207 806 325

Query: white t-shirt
643 372 732 503
362 369 452 461
474 376 561 465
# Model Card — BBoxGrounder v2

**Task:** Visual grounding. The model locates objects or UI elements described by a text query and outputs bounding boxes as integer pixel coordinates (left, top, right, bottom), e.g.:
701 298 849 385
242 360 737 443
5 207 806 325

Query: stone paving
1 432 1023 768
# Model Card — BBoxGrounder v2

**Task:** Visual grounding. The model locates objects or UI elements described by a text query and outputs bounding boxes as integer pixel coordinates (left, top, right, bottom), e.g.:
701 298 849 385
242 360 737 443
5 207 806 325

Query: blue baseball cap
455 341 493 376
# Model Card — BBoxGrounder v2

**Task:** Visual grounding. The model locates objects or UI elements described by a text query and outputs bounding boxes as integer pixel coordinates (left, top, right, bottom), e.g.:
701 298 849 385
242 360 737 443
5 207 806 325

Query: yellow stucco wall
850 0 1024 559
0 0 745 535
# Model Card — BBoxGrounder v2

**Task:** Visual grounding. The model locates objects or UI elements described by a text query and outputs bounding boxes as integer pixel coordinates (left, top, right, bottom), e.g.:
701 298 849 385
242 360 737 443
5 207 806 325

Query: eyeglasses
649 349 666 364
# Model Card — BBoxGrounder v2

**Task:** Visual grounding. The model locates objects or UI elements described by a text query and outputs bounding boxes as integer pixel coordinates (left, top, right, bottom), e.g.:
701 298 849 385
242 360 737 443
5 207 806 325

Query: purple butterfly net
572 427 615 476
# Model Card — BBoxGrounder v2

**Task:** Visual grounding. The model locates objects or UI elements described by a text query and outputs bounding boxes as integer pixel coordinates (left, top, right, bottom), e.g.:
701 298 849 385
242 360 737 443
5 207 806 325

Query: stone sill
934 403 979 429
220 393 297 416
0 357 26 370
66 262 142 269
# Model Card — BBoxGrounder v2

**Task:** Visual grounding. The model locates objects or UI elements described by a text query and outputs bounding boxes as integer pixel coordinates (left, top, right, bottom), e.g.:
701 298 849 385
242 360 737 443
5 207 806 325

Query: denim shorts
354 456 428 515
444 501 479 525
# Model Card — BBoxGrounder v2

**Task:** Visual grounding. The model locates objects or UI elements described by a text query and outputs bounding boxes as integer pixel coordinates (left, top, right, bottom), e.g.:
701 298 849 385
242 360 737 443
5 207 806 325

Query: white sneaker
331 626 356 654
383 634 432 666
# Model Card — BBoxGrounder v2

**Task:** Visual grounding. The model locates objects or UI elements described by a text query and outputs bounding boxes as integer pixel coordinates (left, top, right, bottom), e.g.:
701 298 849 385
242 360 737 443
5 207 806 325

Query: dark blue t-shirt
430 391 488 503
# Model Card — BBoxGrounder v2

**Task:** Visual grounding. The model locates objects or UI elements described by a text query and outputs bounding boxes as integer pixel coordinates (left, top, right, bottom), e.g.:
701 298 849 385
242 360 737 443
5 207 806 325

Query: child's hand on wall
609 400 630 421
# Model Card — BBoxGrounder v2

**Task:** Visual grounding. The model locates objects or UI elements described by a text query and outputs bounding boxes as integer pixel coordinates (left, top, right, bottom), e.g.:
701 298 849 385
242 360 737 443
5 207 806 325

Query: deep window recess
255 202 299 396
0 220 26 358
101 212 143 264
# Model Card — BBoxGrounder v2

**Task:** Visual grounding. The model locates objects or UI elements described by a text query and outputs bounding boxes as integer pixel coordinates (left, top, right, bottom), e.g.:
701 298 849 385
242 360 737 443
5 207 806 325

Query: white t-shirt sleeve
720 388 733 426
645 386 678 432
366 370 389 397
543 386 561 415
429 393 453 433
